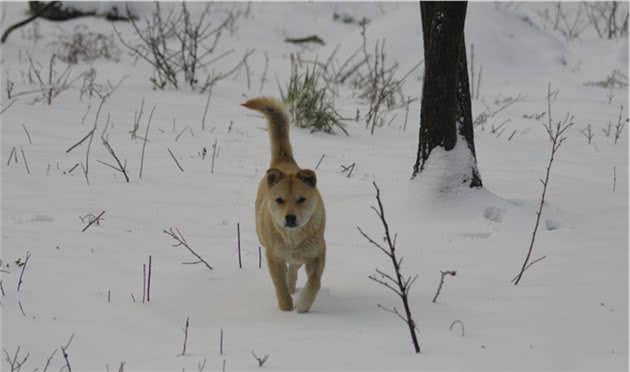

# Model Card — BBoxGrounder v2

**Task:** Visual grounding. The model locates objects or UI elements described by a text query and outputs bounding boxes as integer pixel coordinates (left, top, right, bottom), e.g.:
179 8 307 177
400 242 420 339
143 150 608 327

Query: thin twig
20 148 29 175
514 83 572 285
147 255 152 302
358 182 421 353
17 251 31 292
66 129 94 153
0 99 16 115
42 348 58 372
167 148 184 172
511 256 547 283
81 210 105 232
177 316 190 357
60 333 74 372
22 124 32 144
18 301 26 316
142 263 146 304
432 270 456 303
220 329 223 355
211 139 217 174
251 351 269 367
315 153 325 170
84 97 107 184
449 320 465 336
164 228 213 270
237 223 242 269
201 87 212 131
101 137 130 182
139 105 156 179
7 146 16 165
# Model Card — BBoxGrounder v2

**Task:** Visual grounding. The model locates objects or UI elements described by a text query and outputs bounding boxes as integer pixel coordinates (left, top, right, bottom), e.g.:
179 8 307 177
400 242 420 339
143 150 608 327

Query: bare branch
163 228 213 270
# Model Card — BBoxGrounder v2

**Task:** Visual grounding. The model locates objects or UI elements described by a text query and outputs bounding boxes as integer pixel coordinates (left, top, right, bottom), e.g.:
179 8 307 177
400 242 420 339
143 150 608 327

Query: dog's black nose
285 214 297 227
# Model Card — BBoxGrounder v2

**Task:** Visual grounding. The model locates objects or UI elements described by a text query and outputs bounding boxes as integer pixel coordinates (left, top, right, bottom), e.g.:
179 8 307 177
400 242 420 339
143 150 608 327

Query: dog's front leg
287 264 301 294
267 254 293 311
296 254 325 313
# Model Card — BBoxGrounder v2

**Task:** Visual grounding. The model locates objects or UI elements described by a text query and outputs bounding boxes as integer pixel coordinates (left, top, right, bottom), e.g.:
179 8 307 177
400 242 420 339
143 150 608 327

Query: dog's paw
278 299 294 311
295 303 311 313
295 294 312 313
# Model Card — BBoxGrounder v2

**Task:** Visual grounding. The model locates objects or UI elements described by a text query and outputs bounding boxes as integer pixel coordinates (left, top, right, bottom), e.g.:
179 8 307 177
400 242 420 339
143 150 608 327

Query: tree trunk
412 1 482 188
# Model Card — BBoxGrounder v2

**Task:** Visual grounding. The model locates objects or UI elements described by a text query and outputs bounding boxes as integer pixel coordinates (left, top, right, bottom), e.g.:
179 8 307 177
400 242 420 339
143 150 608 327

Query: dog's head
265 168 318 230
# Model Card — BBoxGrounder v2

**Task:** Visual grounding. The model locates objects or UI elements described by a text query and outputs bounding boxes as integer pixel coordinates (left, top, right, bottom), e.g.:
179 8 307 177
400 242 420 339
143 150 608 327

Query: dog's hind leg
287 263 301 294
296 253 325 313
267 255 293 311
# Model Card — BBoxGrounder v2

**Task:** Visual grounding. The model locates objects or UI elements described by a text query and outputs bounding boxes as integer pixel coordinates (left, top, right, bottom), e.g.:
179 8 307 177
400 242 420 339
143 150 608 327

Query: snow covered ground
1 2 627 371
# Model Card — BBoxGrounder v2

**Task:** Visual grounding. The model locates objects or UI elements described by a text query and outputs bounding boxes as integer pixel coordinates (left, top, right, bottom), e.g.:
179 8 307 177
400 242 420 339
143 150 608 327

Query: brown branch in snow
81 210 105 232
210 139 218 174
101 137 130 182
340 162 355 178
60 334 74 372
139 105 156 179
511 255 546 283
7 146 16 165
147 255 152 302
42 348 58 372
66 129 95 154
21 124 32 144
449 320 465 336
142 263 146 304
220 328 223 355
20 148 30 175
237 223 242 269
201 87 212 131
18 301 26 317
4 346 30 372
0 99 17 116
357 181 421 353
259 51 269 92
17 251 31 292
514 83 572 285
315 153 325 169
83 96 107 185
163 228 213 270
177 316 190 357
167 148 184 172
432 270 456 303
284 35 325 45
251 350 269 367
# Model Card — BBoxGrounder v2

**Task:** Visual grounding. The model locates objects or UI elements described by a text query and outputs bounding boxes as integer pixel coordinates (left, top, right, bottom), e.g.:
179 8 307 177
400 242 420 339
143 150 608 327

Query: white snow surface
0 2 628 371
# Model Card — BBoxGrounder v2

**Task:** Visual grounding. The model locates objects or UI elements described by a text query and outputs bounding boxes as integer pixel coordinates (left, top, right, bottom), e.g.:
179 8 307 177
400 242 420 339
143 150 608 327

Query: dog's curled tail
241 97 294 165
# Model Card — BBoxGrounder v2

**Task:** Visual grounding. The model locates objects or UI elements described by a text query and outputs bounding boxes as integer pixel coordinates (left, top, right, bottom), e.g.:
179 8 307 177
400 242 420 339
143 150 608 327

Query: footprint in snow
31 215 55 222
483 206 505 223
545 218 561 231
10 215 55 224
458 232 491 239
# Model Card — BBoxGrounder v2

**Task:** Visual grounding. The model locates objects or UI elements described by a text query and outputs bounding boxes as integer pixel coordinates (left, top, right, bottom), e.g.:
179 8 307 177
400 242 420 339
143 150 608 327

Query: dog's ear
296 169 317 187
266 168 285 186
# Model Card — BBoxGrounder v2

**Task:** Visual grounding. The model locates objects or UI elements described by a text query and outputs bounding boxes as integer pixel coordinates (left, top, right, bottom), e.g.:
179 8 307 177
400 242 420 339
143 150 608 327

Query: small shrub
55 26 119 64
280 58 348 135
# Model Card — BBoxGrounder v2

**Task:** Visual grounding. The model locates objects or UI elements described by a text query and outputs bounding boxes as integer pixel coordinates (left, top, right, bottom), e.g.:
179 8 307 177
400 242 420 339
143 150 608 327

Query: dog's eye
275 197 284 204
297 197 306 204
